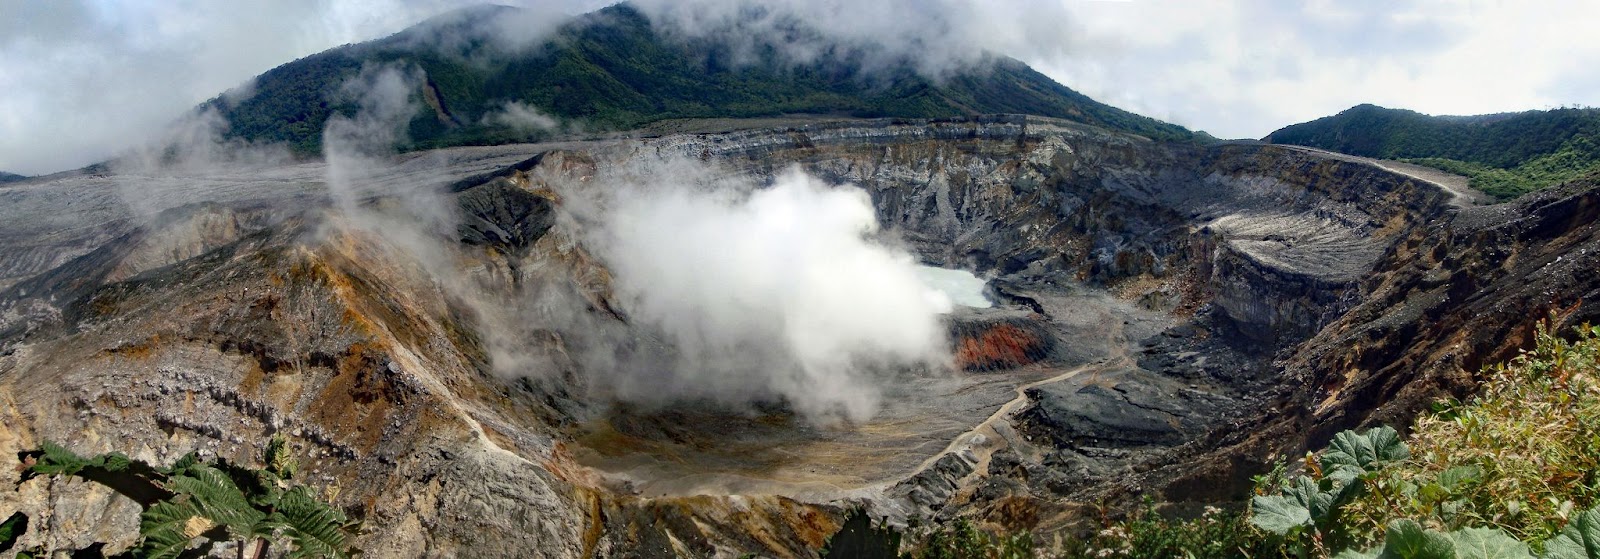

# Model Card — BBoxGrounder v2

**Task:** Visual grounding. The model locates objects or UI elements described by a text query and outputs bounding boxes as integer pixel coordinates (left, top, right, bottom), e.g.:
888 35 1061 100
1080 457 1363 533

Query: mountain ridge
1264 103 1600 199
203 2 1196 155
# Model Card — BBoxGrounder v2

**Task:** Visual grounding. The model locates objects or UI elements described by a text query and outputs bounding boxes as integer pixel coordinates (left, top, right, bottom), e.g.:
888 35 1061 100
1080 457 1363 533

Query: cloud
6 0 1600 174
0 0 603 176
322 62 431 217
1028 0 1600 138
628 0 1082 78
106 107 294 221
304 76 954 423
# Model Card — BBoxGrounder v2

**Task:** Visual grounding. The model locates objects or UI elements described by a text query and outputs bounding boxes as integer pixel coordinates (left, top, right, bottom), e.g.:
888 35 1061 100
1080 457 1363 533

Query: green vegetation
205 3 1194 155
825 319 1600 557
1248 426 1413 554
0 512 27 554
1045 503 1275 558
1339 321 1600 547
1265 104 1600 199
8 434 356 559
1248 320 1600 558
0 172 27 183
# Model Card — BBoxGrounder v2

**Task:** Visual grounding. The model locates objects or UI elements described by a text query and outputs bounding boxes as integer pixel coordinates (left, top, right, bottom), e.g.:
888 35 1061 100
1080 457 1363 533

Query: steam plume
565 161 954 423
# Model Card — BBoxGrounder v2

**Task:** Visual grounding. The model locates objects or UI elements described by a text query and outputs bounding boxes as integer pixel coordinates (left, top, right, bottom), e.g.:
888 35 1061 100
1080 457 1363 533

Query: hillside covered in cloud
204 3 1197 154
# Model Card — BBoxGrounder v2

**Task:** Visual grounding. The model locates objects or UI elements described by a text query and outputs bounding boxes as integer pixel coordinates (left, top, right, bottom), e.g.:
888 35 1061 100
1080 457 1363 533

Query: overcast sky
3 0 1598 175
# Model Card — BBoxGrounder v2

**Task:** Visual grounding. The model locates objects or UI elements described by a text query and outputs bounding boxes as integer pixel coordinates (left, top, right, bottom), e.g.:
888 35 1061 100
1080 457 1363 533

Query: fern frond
211 457 286 509
162 451 201 476
140 498 206 559
21 441 173 505
265 435 298 479
165 464 269 539
21 441 92 478
277 486 355 559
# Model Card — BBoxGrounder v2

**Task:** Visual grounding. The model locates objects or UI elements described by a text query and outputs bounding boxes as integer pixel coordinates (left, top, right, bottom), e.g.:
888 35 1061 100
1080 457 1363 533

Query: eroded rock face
1019 369 1234 448
0 115 1553 556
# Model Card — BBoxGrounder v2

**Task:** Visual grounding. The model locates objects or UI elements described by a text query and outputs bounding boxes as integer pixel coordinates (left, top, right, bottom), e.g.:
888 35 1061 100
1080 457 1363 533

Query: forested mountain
1265 103 1600 199
207 3 1196 155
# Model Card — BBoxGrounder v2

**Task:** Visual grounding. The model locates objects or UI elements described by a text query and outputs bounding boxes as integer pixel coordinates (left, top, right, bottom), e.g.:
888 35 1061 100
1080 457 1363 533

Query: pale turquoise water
914 265 991 309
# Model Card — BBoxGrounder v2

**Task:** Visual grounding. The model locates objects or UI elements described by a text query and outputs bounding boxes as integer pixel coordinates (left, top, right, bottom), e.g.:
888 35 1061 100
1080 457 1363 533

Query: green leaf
165 464 269 539
1436 466 1482 492
99 452 133 473
1252 473 1342 535
1251 494 1312 535
1334 548 1381 559
162 451 201 476
139 498 207 559
1323 426 1410 477
1543 507 1600 559
1377 519 1454 559
1288 475 1339 523
265 434 298 479
22 442 174 506
1419 483 1451 504
1447 527 1530 559
0 512 28 553
22 441 91 478
277 486 355 559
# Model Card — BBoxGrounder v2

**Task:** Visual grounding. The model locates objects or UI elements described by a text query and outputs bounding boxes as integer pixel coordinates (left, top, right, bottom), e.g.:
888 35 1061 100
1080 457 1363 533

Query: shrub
1342 323 1600 546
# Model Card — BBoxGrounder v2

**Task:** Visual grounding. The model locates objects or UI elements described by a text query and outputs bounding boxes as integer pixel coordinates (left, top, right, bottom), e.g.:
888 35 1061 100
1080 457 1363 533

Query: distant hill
0 172 27 184
1265 103 1600 199
206 3 1195 155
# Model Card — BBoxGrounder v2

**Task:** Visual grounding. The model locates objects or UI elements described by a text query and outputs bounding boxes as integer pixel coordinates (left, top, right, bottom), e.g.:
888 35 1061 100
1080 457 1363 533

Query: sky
2 0 1599 175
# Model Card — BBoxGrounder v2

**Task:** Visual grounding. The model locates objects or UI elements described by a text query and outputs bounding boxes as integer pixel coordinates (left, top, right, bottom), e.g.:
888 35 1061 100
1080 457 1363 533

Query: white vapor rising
481 101 561 135
323 64 427 215
574 163 953 423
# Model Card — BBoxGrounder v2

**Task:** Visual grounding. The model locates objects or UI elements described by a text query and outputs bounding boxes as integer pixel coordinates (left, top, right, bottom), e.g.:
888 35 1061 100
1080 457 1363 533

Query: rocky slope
0 114 1588 557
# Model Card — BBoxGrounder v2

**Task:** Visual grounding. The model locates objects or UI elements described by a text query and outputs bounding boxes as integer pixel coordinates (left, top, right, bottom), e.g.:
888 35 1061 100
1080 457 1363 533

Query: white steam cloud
481 101 562 135
323 63 429 216
570 163 954 423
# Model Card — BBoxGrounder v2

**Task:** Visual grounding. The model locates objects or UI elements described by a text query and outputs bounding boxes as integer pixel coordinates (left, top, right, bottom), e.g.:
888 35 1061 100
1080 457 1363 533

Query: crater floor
563 284 1168 501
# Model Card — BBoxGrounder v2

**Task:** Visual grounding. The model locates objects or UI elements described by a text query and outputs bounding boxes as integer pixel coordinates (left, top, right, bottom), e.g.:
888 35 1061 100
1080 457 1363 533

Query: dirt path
1277 145 1490 207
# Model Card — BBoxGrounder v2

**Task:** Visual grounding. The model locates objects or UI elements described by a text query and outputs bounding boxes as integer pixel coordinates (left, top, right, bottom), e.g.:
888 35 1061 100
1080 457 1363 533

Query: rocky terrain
2 114 1597 557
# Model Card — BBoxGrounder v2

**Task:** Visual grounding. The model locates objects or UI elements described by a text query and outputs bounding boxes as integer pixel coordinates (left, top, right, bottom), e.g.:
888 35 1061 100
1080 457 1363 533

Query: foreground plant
1250 425 1412 555
16 434 357 559
1343 322 1600 546
1251 320 1600 558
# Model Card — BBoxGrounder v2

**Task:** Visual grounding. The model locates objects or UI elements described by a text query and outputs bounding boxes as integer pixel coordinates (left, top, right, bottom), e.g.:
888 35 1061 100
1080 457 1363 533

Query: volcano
3 4 1600 558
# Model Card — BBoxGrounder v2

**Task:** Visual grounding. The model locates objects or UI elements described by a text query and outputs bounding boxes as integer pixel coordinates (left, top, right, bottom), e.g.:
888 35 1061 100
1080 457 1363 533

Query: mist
628 0 1080 80
481 101 562 136
557 161 954 424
